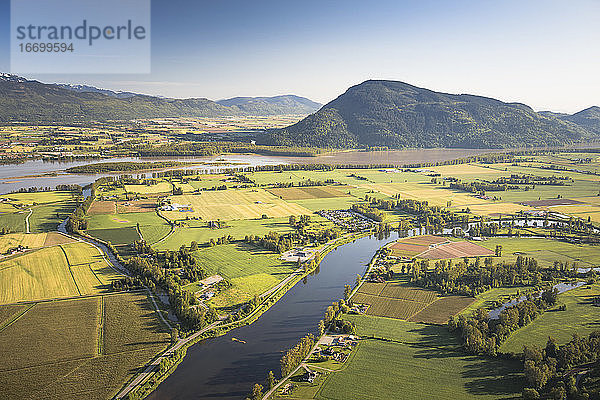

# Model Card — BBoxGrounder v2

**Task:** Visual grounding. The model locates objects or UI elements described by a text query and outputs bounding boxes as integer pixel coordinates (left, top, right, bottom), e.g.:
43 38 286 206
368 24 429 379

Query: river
147 232 398 400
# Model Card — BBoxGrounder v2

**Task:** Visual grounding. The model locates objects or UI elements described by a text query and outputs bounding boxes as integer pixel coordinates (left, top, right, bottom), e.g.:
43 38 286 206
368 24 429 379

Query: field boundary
0 303 36 333
59 245 82 296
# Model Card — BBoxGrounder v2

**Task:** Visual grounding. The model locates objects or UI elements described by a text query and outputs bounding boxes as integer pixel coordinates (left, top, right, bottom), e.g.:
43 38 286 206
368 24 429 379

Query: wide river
147 232 399 400
0 148 497 195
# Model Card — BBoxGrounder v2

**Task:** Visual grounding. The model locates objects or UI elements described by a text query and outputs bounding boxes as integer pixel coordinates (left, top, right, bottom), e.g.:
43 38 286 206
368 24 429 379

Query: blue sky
0 0 599 112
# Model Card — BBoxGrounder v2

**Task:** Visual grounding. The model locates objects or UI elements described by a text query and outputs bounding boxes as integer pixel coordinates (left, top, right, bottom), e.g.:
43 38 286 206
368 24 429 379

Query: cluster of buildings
317 209 375 231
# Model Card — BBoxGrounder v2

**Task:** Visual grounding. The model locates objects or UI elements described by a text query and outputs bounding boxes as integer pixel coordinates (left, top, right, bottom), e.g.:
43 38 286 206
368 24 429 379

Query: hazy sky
1 0 598 112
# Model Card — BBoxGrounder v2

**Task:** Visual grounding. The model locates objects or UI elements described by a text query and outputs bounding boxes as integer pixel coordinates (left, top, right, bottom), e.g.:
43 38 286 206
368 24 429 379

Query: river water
147 232 398 400
0 154 287 195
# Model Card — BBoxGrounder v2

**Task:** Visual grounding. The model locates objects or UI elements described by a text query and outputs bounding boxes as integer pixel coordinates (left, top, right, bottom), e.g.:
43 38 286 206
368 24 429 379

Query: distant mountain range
0 74 322 123
260 80 600 149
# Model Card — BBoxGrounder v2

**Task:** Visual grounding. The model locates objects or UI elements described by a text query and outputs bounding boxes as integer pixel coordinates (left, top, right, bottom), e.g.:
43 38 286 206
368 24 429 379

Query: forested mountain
260 80 598 149
0 74 320 122
562 106 600 135
216 95 321 115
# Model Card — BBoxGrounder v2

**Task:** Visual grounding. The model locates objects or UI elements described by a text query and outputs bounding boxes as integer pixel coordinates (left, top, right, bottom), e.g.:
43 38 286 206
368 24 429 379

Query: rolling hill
0 74 320 123
260 80 598 149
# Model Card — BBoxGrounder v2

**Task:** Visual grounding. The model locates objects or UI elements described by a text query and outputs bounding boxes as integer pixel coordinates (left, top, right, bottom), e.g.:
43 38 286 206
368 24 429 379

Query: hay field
457 202 533 216
124 181 172 194
0 232 47 253
0 242 120 304
162 189 313 221
267 185 348 200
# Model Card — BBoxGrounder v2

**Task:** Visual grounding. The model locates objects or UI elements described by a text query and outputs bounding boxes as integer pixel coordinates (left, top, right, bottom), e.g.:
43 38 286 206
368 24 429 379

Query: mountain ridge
0 74 321 122
259 80 598 149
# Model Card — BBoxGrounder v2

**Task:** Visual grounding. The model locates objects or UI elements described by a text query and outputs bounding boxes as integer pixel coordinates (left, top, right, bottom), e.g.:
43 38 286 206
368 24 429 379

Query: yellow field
360 183 488 207
457 202 533 216
162 189 313 221
0 233 48 253
124 181 172 194
0 242 120 304
571 197 600 206
0 191 75 206
548 204 600 223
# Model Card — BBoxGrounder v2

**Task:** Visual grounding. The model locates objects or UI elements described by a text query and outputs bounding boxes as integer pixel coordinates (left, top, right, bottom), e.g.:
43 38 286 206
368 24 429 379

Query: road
25 208 32 233
115 320 221 399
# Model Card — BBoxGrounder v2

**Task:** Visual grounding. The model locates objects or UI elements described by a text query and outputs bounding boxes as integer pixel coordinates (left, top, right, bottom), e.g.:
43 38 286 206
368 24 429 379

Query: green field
480 237 600 268
190 242 297 308
500 284 600 354
0 242 120 304
460 286 533 316
0 211 27 232
0 292 168 400
155 216 335 249
315 339 523 400
86 212 171 244
86 227 141 246
29 199 77 232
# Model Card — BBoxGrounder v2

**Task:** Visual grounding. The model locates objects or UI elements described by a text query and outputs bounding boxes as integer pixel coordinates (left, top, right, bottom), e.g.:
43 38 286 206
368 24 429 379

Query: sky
0 0 599 113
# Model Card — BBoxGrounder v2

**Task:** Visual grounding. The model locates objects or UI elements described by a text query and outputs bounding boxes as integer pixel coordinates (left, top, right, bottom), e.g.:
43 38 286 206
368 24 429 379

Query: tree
250 383 263 400
318 319 325 336
288 215 296 226
170 328 179 344
344 284 351 300
268 370 275 389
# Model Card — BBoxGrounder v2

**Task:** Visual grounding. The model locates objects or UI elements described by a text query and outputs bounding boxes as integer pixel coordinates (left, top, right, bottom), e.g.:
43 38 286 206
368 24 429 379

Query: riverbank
114 230 373 400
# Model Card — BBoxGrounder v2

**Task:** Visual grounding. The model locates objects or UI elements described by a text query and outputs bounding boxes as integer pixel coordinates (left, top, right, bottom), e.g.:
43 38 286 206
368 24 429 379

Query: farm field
0 293 168 400
161 189 313 221
289 196 363 212
124 181 172 194
267 185 349 200
86 212 170 244
86 227 141 246
352 279 439 320
479 237 600 268
154 217 299 249
0 242 120 304
499 284 600 354
389 235 494 259
352 278 474 323
315 338 523 400
0 232 47 253
191 242 297 308
408 295 475 324
29 199 78 232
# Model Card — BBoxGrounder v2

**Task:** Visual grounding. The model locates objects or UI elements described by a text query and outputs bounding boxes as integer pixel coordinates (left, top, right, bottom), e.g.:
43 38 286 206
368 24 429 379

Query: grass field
0 293 168 400
310 315 524 400
0 211 26 232
29 199 77 233
0 242 120 304
500 284 600 354
0 191 75 205
460 286 533 316
86 227 141 246
162 189 313 221
155 217 296 249
190 242 297 308
86 212 171 244
480 237 600 268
